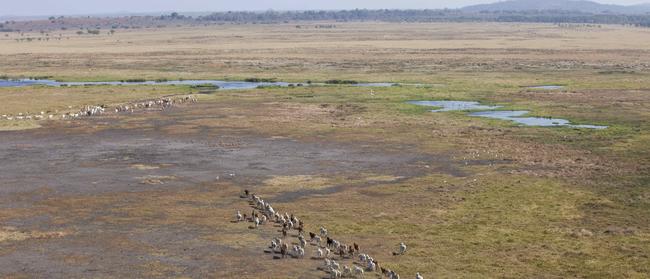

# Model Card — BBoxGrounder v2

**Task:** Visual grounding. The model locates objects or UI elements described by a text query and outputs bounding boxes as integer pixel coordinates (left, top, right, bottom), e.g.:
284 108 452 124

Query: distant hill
462 0 650 14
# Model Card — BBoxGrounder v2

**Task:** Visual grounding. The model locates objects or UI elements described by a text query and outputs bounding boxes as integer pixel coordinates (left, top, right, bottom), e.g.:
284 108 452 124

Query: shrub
120 78 146 83
325 79 359 85
244 78 277 83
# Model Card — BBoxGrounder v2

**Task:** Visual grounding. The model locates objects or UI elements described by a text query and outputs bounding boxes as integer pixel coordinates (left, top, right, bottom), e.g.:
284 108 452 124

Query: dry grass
1 23 649 82
263 175 331 192
0 226 70 243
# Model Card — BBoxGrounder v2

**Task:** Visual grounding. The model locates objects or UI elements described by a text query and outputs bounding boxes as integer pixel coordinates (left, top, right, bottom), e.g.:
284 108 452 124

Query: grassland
0 22 648 278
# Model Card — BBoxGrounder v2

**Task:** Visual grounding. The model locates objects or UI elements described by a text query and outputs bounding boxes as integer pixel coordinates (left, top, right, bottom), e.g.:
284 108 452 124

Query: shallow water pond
351 82 396 87
410 101 607 129
0 79 50 87
0 79 287 89
407 101 502 112
469 111 607 129
0 79 400 89
526 85 565 90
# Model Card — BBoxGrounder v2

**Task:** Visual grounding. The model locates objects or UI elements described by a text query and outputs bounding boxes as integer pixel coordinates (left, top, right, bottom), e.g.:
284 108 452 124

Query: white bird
416 272 424 279
254 217 260 228
399 242 407 255
236 210 243 222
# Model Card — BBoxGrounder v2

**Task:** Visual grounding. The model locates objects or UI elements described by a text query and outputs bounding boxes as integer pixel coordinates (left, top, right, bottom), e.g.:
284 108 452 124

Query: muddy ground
0 103 467 278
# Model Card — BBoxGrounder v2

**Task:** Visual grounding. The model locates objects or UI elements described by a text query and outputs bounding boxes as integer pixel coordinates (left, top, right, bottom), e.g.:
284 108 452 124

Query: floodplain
0 22 649 278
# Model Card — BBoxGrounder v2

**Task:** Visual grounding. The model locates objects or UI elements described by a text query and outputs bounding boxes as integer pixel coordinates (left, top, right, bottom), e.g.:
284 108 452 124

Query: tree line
194 9 650 27
3 9 649 33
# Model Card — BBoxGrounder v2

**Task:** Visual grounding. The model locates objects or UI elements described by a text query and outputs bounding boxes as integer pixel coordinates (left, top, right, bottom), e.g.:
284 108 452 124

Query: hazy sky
1 0 649 16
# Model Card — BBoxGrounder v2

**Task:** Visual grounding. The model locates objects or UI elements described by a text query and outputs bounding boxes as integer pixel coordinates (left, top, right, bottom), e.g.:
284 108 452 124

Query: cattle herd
1 95 198 121
237 190 423 279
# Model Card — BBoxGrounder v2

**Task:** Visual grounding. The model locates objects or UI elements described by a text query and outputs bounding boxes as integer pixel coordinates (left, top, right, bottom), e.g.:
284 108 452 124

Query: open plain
0 22 649 278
